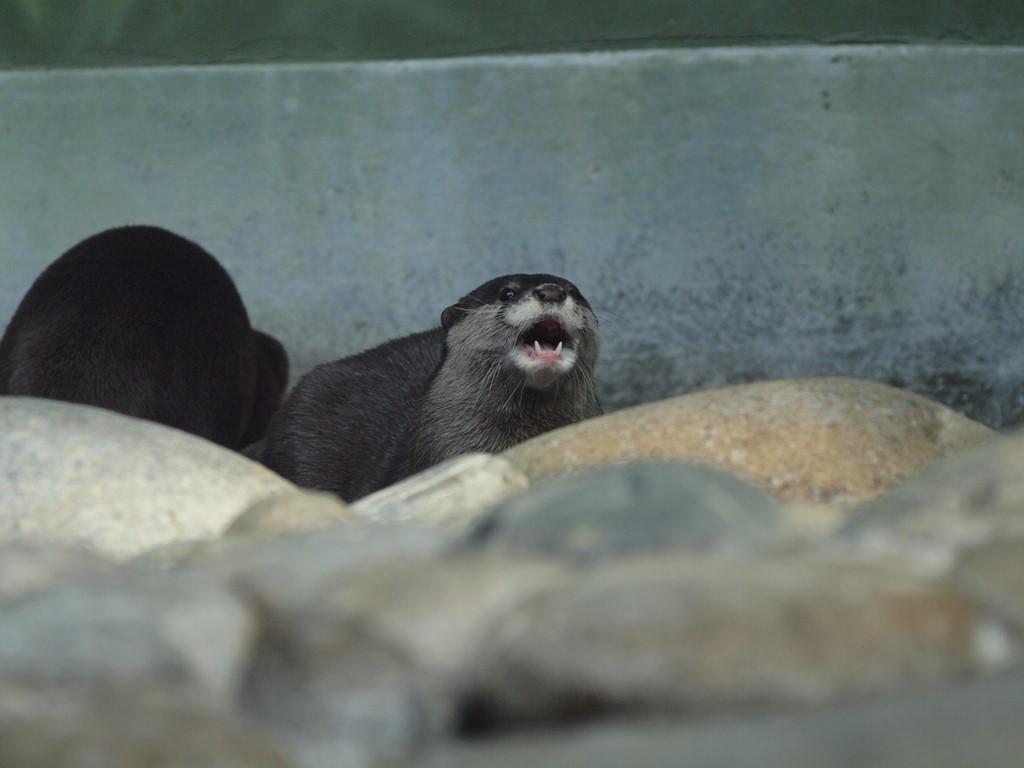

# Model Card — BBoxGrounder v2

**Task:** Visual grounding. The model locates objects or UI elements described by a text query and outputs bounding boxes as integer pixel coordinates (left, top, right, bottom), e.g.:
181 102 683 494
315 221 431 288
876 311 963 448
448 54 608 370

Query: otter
0 225 288 450
253 274 601 501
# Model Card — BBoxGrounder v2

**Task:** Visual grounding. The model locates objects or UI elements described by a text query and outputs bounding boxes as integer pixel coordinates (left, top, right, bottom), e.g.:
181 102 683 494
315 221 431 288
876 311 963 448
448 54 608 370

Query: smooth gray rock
240 553 570 757
163 523 453 604
0 571 256 723
458 552 1015 732
351 453 529 530
829 430 1024 573
0 397 296 560
226 490 354 538
0 699 297 768
464 462 784 562
410 668 1024 768
0 542 113 601
953 539 1024 632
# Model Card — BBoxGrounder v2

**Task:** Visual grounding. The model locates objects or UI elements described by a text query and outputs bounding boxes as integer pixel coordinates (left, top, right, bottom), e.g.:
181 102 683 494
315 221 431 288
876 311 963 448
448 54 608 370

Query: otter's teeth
555 341 563 354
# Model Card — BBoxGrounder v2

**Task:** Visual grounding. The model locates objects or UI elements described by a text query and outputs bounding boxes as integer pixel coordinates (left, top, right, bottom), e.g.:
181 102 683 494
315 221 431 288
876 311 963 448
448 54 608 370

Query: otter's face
441 274 599 391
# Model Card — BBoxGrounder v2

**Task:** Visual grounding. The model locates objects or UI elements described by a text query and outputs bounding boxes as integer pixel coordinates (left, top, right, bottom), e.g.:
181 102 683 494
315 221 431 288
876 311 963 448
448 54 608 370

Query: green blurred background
2 0 1024 68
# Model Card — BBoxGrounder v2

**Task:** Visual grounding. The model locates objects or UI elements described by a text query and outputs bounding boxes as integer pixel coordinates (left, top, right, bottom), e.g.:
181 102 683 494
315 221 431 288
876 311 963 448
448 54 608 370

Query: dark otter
0 225 288 450
254 274 601 501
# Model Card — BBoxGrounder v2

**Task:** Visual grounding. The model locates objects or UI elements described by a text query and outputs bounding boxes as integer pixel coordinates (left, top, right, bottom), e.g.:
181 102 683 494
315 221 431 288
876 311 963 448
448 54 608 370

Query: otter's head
440 273 599 391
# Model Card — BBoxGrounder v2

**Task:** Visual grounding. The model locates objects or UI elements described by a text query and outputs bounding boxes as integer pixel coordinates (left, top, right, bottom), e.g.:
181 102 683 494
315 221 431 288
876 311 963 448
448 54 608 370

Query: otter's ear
440 303 463 330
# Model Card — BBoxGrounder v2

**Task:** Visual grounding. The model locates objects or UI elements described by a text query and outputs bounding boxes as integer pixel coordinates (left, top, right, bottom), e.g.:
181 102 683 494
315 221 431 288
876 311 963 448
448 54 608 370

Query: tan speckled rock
501 377 994 508
0 397 297 560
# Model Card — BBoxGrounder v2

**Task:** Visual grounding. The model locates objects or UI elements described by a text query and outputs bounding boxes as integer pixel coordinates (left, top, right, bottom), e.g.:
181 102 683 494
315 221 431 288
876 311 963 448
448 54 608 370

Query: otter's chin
510 343 578 389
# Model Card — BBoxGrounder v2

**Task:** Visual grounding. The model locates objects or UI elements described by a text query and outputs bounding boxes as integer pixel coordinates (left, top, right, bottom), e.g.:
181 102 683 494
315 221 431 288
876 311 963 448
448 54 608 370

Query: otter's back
0 225 265 448
258 328 445 501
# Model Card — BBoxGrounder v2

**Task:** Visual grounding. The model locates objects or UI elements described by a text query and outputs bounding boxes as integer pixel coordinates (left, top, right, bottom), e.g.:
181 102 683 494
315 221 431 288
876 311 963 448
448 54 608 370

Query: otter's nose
534 284 566 303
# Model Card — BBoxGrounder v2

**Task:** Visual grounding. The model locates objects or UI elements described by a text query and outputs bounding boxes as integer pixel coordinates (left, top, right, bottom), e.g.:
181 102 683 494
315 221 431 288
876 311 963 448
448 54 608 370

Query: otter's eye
499 287 516 301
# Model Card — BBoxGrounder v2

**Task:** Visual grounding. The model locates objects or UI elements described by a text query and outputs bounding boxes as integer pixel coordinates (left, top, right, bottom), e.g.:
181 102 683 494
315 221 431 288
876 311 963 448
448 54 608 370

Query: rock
0 397 296 560
463 462 786 562
241 554 570 756
829 429 1024 574
0 571 256 722
0 542 113 601
410 668 1024 768
500 377 994 508
226 490 354 538
0 699 297 768
183 523 454 605
351 453 529 529
458 552 1014 732
953 539 1024 632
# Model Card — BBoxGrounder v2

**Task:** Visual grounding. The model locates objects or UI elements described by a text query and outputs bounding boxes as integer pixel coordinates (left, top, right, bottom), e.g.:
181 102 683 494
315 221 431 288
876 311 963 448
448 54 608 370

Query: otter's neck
408 358 599 472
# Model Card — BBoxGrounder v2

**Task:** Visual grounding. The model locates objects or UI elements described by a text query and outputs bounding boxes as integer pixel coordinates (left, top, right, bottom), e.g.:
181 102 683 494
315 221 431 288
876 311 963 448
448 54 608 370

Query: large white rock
0 397 296 560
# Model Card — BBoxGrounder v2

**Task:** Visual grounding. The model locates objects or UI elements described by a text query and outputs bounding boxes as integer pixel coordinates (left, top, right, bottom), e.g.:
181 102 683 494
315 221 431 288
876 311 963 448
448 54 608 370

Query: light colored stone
351 453 529 529
501 377 994 508
953 539 1024 632
411 668 1024 768
0 572 257 723
0 699 297 768
182 523 454 608
226 491 354 538
830 429 1024 574
0 397 297 560
460 552 1015 731
242 554 570 754
464 462 785 562
0 542 113 601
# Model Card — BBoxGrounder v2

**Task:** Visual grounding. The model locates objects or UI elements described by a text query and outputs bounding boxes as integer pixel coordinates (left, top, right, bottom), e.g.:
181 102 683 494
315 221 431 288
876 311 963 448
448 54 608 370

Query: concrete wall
2 46 1023 426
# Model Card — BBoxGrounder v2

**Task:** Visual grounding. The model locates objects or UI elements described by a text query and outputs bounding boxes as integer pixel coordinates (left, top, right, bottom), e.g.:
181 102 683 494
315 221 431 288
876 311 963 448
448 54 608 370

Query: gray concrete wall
2 46 1023 426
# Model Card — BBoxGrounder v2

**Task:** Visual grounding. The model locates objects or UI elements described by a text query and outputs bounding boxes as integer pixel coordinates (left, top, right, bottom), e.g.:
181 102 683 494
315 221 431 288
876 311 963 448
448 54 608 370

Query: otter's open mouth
521 318 573 361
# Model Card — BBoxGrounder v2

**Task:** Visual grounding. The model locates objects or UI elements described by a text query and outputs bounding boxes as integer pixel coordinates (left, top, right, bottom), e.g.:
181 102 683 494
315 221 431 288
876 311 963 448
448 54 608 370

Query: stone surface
0 378 1020 765
181 523 454 606
458 552 1013 732
0 397 296 560
0 571 256 723
830 428 1024 573
226 490 354 538
953 539 1024 632
0 699 297 768
351 453 529 530
411 668 1024 768
464 462 785 562
501 378 994 507
0 541 113 601
241 554 571 754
